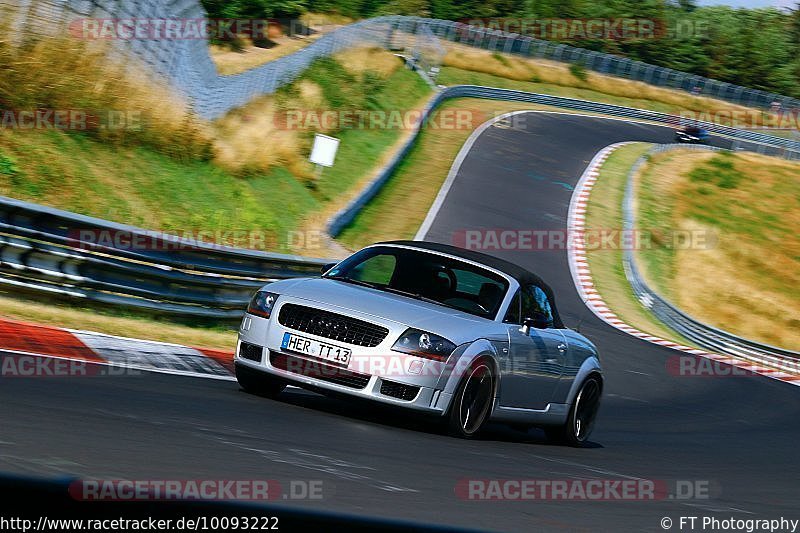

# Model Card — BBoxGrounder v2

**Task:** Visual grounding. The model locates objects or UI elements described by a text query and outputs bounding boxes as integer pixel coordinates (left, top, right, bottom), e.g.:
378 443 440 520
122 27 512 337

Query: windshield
325 246 509 319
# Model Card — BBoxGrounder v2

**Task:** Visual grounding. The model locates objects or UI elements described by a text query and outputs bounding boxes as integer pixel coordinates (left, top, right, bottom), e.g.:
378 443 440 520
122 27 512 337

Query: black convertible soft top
378 240 564 328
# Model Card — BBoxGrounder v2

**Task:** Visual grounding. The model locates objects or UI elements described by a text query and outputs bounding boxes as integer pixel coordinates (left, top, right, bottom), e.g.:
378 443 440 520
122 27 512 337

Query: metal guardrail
326 84 800 237
622 144 800 366
0 197 327 319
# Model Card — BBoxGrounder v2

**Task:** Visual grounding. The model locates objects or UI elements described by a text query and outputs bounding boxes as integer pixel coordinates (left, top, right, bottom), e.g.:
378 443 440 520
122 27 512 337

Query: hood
274 278 495 343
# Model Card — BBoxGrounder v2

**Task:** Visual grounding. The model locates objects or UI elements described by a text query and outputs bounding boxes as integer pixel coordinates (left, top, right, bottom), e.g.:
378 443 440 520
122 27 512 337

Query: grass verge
441 45 782 125
0 293 236 351
0 50 430 256
636 150 800 350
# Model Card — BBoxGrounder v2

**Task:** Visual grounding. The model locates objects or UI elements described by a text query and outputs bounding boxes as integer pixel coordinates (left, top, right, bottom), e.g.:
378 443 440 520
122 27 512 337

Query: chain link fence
5 3 800 120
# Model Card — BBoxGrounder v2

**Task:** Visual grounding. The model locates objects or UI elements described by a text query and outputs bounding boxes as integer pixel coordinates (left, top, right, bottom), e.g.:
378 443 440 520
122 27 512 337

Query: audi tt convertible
235 241 602 445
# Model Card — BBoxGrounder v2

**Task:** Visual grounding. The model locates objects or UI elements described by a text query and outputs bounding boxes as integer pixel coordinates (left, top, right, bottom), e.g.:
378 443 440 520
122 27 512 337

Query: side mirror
321 262 337 275
519 314 551 335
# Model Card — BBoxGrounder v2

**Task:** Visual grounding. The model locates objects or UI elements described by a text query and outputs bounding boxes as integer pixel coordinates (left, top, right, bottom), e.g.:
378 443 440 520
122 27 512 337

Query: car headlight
247 291 279 319
391 328 456 362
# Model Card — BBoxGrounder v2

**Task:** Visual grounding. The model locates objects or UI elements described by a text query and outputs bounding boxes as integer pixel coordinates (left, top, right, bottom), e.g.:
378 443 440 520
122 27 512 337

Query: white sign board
309 134 340 168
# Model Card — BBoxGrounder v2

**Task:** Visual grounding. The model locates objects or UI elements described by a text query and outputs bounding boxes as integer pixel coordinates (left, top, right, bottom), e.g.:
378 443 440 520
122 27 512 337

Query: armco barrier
622 144 800 365
0 196 327 319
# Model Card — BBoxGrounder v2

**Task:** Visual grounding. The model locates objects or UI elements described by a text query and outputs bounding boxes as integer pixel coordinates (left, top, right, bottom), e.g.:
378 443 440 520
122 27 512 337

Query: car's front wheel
546 375 602 446
446 357 496 438
235 363 286 399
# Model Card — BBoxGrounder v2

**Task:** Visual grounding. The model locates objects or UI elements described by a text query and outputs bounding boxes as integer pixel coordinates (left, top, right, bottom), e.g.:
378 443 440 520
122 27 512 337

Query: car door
500 285 567 410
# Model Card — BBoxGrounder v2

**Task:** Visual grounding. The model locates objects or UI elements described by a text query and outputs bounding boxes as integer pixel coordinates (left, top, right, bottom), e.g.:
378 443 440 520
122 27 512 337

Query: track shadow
237 384 604 449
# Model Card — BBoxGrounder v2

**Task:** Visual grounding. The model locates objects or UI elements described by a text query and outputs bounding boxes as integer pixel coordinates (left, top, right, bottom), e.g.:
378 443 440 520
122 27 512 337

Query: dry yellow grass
443 44 778 125
337 47 402 78
212 94 312 177
300 12 353 27
210 35 323 76
0 27 211 159
209 13 352 76
637 150 800 350
211 47 406 177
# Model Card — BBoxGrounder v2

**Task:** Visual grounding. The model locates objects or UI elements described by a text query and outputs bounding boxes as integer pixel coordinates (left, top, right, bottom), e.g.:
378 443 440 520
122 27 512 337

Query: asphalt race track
2 113 798 531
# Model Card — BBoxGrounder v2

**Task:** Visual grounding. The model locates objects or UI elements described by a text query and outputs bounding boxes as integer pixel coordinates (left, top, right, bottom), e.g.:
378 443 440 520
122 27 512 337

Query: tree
201 0 307 19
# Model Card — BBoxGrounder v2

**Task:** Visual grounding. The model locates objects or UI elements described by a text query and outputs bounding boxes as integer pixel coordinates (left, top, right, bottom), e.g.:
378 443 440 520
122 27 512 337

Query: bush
689 152 745 189
569 63 589 82
0 154 20 177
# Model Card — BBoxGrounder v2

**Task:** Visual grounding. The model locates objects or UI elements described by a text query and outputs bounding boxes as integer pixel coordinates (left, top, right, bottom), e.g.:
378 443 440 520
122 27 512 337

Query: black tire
446 357 496 438
546 375 602 447
235 363 286 399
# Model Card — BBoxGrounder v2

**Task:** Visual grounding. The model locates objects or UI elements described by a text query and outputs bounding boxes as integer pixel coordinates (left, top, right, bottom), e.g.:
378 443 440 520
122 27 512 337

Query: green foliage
0 153 21 178
569 62 588 82
492 52 511 67
293 0 800 98
201 0 307 18
689 152 746 190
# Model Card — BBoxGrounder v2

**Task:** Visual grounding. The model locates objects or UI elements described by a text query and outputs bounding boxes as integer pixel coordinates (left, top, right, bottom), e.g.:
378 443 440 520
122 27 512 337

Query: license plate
281 332 352 366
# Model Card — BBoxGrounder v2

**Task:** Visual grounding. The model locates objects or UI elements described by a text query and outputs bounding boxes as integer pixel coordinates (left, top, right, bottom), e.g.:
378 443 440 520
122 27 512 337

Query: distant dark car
675 126 710 144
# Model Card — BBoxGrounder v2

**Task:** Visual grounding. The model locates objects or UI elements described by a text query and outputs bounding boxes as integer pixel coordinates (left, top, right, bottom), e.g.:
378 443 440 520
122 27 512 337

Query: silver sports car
235 241 602 445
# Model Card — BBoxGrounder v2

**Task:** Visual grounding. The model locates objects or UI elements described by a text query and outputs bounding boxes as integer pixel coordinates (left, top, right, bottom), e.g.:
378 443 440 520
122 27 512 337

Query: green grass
634 149 800 349
0 57 430 253
0 131 318 251
305 60 430 204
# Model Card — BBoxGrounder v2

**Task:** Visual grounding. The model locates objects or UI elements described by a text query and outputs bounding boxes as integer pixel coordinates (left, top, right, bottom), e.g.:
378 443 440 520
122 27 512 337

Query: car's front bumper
235 307 454 415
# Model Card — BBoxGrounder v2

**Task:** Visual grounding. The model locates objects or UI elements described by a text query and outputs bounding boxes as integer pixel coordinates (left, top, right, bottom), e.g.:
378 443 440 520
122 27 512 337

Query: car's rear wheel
235 363 286 399
546 375 601 446
446 357 495 438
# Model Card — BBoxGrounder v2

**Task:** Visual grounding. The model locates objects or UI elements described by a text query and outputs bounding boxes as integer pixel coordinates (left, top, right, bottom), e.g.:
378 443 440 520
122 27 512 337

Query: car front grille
269 352 371 389
379 379 421 401
277 303 389 348
238 341 263 363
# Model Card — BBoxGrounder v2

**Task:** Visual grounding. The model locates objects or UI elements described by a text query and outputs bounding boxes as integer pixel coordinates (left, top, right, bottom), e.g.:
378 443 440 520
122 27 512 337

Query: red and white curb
567 143 800 386
0 317 234 380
